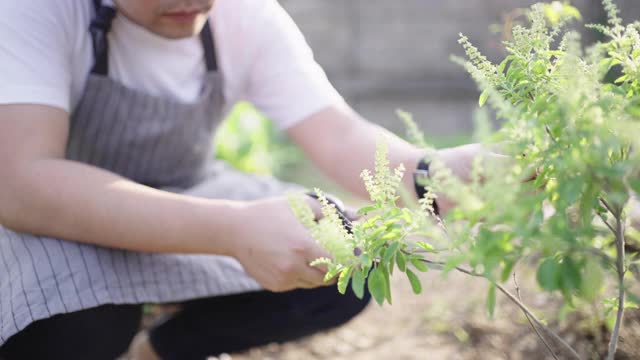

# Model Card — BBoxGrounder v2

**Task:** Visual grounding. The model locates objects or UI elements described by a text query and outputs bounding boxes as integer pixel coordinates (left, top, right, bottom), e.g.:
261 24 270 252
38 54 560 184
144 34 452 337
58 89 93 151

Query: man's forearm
352 121 429 198
0 158 242 255
307 107 427 200
291 105 485 215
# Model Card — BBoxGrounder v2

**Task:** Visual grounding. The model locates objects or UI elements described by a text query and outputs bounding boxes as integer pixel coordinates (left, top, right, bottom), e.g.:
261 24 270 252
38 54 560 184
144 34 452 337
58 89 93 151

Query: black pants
0 286 370 360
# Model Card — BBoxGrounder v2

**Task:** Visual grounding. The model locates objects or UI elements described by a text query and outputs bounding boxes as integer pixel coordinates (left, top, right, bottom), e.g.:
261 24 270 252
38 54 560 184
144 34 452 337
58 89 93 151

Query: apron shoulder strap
89 0 116 75
200 20 218 72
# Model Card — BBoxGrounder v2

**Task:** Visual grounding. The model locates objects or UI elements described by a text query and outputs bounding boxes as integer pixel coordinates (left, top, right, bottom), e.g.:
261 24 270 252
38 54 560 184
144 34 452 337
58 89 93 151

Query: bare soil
215 267 640 360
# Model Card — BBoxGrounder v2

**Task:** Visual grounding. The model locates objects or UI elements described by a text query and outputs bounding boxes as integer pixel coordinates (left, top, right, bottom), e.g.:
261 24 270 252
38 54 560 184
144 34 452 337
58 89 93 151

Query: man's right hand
229 196 334 292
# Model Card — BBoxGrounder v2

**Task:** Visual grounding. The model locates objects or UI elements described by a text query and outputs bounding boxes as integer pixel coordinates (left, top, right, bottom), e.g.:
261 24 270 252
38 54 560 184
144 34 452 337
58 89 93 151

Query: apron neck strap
89 0 218 76
89 1 116 75
200 20 218 72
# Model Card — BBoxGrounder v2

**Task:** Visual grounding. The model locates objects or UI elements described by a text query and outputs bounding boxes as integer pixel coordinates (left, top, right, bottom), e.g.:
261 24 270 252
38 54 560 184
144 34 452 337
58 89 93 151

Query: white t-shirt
0 0 343 129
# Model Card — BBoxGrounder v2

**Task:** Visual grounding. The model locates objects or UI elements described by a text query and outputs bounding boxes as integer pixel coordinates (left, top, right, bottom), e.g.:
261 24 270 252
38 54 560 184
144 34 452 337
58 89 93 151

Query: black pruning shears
305 191 354 234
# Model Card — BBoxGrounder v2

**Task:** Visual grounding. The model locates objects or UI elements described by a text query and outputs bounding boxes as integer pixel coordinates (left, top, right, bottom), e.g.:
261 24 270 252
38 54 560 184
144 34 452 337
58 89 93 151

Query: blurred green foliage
290 4 640 357
214 102 302 176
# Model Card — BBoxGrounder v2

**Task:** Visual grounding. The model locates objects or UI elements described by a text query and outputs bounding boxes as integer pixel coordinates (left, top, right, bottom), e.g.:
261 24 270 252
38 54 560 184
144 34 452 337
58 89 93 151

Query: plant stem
419 258 581 359
600 198 616 215
606 212 626 360
597 211 616 234
545 125 558 143
513 273 559 360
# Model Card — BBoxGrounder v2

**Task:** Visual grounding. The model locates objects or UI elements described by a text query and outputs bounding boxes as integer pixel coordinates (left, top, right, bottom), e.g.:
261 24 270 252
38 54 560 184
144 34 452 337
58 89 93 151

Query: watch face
417 158 431 172
414 169 430 180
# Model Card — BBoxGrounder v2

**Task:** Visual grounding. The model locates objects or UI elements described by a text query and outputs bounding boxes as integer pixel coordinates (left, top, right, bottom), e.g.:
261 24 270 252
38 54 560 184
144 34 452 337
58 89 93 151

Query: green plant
214 102 301 175
289 1 640 358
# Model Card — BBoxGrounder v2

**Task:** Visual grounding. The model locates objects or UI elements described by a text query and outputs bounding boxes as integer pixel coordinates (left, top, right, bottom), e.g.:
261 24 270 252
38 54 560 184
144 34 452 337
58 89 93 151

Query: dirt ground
201 266 639 360
131 266 639 360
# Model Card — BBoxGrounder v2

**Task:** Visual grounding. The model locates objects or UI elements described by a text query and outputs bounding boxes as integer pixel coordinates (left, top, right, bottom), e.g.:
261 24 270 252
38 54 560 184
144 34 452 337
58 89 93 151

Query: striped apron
0 2 300 345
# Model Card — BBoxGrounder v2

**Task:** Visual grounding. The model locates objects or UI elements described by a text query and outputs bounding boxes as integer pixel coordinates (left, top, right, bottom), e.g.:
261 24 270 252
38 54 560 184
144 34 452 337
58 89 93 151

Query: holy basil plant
289 1 639 358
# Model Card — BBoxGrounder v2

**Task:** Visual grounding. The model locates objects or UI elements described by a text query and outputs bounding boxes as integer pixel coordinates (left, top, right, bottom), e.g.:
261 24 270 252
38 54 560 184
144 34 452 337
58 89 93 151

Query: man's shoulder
1 0 92 33
3 0 90 16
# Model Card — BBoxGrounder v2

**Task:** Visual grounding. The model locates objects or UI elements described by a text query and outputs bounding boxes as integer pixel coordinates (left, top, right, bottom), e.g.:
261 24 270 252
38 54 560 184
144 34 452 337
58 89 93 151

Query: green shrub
290 1 640 357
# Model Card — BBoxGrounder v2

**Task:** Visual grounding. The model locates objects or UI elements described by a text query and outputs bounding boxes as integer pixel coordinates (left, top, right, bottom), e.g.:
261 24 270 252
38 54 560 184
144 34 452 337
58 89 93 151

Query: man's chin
153 16 209 39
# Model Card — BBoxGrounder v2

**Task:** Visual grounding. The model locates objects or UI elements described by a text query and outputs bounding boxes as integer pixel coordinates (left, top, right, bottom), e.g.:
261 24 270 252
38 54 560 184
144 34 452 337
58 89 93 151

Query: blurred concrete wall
279 0 640 139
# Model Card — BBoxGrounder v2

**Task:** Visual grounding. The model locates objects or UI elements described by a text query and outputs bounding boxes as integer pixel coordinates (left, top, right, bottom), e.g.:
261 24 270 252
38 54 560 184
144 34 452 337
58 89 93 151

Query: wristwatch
413 158 440 216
